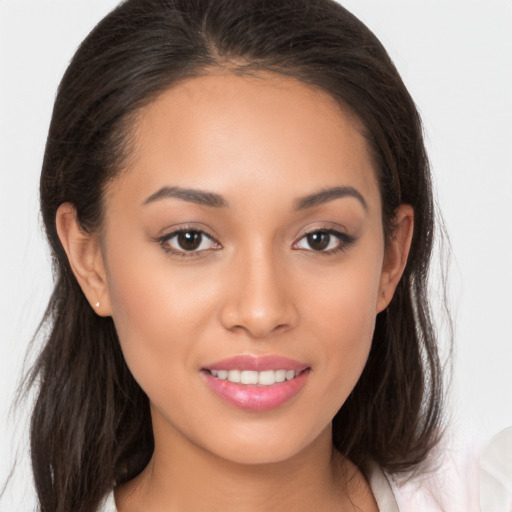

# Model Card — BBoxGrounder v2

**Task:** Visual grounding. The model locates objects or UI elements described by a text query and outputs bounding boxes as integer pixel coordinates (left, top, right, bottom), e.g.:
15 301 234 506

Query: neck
116 415 372 512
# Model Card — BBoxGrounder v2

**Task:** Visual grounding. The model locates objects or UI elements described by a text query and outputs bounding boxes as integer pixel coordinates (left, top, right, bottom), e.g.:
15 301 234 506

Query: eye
159 229 220 255
294 229 354 253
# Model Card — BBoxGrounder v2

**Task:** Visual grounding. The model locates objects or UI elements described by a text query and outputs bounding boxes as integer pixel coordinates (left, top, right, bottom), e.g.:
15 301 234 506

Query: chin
219 444 300 466
198 421 333 467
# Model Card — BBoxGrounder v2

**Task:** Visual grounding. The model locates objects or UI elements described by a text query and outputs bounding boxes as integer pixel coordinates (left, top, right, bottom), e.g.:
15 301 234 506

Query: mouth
201 355 311 411
206 368 305 386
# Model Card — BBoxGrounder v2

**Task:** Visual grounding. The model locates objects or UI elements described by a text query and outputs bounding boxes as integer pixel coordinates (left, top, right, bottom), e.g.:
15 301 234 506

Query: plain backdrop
1 0 511 509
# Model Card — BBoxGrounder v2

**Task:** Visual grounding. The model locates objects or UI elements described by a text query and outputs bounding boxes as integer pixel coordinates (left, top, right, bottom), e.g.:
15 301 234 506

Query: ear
376 204 414 313
55 203 112 316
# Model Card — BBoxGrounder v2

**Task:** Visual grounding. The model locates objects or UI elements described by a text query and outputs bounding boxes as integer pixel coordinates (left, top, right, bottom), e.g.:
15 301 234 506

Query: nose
219 246 298 339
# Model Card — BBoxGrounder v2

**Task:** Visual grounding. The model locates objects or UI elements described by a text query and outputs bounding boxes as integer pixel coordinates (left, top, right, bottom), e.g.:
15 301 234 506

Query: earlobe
376 204 414 313
55 203 112 316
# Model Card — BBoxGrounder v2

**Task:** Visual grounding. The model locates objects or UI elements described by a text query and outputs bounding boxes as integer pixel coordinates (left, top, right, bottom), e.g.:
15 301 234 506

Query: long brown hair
29 1 445 510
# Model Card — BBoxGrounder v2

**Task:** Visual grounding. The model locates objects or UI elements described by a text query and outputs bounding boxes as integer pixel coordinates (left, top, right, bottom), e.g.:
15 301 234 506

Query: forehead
111 72 380 212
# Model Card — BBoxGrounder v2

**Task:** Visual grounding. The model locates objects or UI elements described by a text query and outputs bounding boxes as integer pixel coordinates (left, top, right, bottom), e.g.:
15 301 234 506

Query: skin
56 73 413 511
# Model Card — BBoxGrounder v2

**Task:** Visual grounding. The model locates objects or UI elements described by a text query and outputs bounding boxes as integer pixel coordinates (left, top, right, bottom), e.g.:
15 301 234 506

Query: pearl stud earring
95 302 100 308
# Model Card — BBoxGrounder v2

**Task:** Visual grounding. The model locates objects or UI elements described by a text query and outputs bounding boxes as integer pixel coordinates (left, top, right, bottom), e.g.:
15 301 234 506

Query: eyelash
293 228 356 256
157 227 221 257
157 227 355 258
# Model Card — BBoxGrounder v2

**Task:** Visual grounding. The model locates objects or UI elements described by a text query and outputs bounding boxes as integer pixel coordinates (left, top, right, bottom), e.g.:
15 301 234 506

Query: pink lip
201 355 310 412
203 355 308 372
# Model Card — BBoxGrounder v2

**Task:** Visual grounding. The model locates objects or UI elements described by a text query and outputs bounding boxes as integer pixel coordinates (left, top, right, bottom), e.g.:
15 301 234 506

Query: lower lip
202 370 310 412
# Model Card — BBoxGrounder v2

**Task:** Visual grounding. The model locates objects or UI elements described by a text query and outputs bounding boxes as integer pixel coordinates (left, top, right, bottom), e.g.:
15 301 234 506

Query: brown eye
160 229 219 254
294 229 354 254
177 231 203 251
306 232 331 251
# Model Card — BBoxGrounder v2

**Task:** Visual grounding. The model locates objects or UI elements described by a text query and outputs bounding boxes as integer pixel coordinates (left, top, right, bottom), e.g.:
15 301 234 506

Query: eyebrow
142 184 367 211
142 186 228 208
294 186 368 211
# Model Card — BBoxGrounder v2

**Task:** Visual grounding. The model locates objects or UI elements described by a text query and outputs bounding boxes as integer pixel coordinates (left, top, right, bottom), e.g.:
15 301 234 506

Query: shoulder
480 426 512 512
386 434 480 512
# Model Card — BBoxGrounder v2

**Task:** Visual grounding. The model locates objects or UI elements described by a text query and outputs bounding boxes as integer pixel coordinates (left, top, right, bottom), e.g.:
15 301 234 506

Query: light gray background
1 0 511 508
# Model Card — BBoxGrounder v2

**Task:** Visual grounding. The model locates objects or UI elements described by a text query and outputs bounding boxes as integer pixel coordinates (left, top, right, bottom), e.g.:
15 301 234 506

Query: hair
27 0 445 510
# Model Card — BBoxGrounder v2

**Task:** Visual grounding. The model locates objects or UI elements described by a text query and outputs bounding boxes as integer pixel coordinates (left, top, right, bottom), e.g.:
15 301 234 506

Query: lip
203 354 309 372
201 355 310 412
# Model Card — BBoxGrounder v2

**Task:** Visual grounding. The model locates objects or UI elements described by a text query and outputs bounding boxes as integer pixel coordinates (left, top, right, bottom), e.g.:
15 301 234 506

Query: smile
201 355 310 411
209 369 300 386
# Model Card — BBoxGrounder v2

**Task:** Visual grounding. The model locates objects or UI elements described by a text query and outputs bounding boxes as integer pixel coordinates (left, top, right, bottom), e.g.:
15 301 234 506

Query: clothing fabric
479 427 512 512
98 492 116 512
387 438 481 512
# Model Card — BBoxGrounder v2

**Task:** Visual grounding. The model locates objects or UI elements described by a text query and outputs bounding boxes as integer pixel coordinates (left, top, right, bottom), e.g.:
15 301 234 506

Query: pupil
307 232 330 251
178 231 201 251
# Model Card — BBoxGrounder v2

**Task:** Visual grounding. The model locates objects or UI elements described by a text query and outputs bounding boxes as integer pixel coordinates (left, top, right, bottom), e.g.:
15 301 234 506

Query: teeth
228 369 241 383
258 370 275 386
285 370 295 381
240 370 258 385
210 369 300 385
275 369 286 383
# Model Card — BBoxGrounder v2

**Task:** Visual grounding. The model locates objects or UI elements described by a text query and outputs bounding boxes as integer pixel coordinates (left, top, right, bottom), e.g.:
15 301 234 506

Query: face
72 73 410 465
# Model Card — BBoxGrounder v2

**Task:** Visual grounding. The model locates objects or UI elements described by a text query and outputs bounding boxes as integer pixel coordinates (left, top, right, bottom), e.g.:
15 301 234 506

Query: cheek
302 253 383 399
103 243 218 391
305 249 382 338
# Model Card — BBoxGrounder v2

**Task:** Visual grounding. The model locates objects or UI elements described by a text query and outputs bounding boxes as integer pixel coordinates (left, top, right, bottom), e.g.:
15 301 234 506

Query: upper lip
202 355 309 372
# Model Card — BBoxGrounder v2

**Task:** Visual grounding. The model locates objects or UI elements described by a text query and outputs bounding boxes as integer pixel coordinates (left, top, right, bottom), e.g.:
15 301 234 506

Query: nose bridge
219 240 297 337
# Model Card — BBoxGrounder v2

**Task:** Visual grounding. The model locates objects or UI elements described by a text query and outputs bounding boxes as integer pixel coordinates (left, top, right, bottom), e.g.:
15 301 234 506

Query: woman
25 0 462 510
